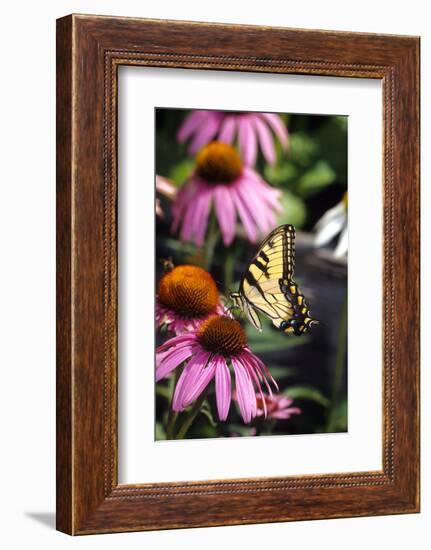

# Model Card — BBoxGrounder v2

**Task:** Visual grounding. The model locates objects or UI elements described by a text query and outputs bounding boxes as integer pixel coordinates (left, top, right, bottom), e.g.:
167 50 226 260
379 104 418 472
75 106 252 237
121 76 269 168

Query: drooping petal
235 175 272 233
156 332 197 353
215 356 232 421
173 351 214 410
237 352 266 417
242 175 281 231
218 115 237 144
230 185 258 242
190 181 212 247
245 349 278 394
182 357 216 408
253 116 276 165
180 198 199 243
232 356 256 424
172 351 207 410
238 117 257 166
260 113 289 149
243 168 282 211
214 185 236 245
155 345 195 382
177 110 209 142
171 180 196 234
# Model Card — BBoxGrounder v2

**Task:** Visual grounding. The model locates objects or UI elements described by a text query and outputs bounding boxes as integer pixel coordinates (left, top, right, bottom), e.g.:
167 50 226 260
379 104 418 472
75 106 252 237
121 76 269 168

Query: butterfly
230 224 317 335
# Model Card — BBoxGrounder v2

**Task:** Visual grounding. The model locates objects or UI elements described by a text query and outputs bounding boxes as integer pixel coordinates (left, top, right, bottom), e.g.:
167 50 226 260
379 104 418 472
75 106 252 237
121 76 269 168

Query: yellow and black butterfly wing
238 224 316 335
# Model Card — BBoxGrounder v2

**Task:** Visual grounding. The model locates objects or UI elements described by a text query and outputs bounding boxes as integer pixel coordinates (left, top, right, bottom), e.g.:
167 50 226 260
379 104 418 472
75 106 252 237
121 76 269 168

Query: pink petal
156 333 196 353
243 168 283 212
171 181 195 233
214 185 236 246
177 110 209 142
230 185 258 242
182 358 216 408
253 116 276 165
188 114 220 154
272 407 301 419
172 352 206 410
191 181 212 247
239 353 267 418
260 113 289 149
241 352 273 398
173 351 213 410
179 193 201 243
248 351 279 393
156 345 195 382
238 117 257 166
215 356 232 421
243 177 279 231
235 175 272 233
232 356 256 424
218 115 237 144
277 396 294 408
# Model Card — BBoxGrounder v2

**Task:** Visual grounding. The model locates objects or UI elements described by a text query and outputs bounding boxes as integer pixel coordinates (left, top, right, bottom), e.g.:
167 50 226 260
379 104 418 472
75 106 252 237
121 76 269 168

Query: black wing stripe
259 250 269 262
253 258 268 274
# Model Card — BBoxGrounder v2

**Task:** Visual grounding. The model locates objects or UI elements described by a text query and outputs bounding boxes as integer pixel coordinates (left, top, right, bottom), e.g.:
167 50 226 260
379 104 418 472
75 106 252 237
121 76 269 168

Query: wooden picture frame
56 14 420 535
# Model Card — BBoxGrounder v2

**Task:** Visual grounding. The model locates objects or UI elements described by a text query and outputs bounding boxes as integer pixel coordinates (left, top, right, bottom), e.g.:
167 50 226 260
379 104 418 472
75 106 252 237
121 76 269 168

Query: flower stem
175 392 207 439
326 291 348 432
165 368 180 440
204 214 219 271
166 411 178 440
223 244 236 293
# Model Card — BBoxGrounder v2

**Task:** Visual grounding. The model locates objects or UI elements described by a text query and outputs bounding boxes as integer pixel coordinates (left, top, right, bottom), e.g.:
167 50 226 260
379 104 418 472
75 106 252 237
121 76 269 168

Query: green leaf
228 424 255 437
246 318 310 352
264 162 298 186
200 401 218 428
155 384 171 400
169 159 195 186
316 116 348 184
155 422 166 440
288 132 318 167
276 190 307 228
284 385 330 407
266 366 299 379
327 398 348 432
162 237 198 256
296 161 336 197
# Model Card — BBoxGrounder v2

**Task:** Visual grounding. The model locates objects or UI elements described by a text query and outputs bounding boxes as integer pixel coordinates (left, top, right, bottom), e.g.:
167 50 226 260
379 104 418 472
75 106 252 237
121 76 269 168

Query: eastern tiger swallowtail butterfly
230 224 317 335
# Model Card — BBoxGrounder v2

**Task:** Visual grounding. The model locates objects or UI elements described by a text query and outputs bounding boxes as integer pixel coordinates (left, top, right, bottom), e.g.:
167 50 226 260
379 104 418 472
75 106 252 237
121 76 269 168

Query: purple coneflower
178 110 289 166
156 265 226 335
156 315 278 423
256 393 301 420
171 141 282 246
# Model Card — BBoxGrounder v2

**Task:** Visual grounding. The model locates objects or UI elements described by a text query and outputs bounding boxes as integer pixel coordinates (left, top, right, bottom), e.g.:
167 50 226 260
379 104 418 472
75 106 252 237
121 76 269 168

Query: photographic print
155 108 348 441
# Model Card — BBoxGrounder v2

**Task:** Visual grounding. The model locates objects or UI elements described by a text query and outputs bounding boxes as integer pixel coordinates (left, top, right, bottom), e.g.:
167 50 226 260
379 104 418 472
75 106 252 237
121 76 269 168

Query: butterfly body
230 224 317 335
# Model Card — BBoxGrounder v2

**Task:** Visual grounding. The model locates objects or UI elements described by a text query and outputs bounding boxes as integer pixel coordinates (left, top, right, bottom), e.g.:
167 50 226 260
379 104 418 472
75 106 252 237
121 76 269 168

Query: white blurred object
314 193 348 259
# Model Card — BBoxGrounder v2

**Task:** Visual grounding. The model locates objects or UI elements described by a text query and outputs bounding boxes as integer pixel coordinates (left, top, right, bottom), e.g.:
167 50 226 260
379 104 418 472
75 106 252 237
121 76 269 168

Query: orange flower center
197 315 247 355
158 265 219 318
195 142 243 184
